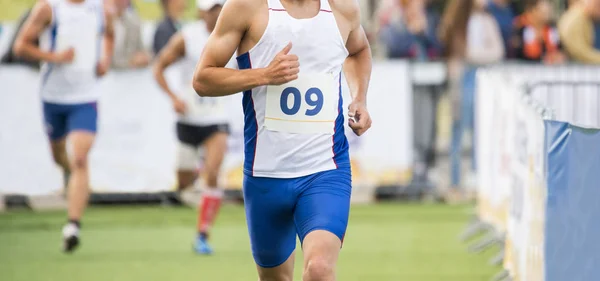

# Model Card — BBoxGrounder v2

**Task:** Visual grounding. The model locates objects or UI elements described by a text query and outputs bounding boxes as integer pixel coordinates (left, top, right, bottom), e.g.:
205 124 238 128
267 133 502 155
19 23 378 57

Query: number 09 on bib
265 73 338 135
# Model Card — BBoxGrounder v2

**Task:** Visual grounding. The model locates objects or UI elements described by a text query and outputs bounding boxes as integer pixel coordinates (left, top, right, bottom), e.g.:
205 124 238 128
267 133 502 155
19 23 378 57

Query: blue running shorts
43 102 98 141
243 167 352 268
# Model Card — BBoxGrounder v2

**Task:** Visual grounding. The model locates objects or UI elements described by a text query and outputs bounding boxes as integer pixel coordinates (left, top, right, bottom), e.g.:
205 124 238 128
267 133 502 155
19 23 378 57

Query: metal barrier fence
466 66 600 281
526 81 600 128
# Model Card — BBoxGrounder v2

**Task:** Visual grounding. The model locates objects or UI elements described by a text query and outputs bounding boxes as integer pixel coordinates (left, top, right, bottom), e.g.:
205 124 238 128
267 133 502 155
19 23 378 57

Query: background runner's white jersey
236 0 350 178
40 0 105 104
178 21 236 126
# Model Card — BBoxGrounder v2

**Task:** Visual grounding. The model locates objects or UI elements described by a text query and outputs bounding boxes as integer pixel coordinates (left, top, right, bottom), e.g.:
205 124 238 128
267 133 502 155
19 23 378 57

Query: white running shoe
62 223 80 253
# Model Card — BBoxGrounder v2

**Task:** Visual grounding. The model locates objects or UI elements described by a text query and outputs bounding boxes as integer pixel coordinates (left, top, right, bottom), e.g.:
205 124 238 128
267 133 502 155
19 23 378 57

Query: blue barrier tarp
545 120 600 281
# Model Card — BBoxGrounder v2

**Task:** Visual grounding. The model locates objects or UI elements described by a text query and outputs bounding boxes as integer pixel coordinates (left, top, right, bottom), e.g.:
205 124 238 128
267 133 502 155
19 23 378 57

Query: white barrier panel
477 65 600 230
348 61 413 185
0 62 414 195
478 65 600 281
90 69 179 193
0 66 63 196
476 71 513 231
529 84 600 128
488 64 600 128
477 69 547 281
505 93 546 281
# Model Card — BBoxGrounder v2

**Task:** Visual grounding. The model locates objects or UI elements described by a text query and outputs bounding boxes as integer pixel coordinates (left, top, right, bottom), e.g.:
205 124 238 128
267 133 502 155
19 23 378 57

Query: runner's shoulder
30 0 53 23
329 0 360 25
224 0 264 15
329 0 360 17
220 0 265 29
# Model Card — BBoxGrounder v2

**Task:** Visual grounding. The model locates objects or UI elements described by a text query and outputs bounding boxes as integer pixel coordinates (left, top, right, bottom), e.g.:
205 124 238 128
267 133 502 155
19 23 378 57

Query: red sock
197 189 223 238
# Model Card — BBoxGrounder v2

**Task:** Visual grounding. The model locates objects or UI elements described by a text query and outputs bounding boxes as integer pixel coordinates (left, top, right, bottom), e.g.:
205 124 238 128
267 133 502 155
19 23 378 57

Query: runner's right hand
264 42 299 85
52 47 75 64
172 97 187 114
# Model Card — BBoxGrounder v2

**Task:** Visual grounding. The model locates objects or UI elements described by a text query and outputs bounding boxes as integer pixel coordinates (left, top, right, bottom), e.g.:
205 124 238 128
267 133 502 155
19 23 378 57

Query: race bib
265 73 338 135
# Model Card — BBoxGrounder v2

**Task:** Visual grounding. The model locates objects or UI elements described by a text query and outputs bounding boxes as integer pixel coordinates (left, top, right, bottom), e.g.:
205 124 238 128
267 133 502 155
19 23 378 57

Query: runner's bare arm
153 33 186 99
13 1 57 62
337 0 372 136
193 0 263 97
101 4 116 68
341 1 371 104
193 0 299 97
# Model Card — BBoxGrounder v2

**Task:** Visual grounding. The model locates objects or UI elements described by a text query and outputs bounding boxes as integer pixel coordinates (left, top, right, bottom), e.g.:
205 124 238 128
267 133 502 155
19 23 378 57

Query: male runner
14 0 114 253
193 0 372 280
153 0 230 255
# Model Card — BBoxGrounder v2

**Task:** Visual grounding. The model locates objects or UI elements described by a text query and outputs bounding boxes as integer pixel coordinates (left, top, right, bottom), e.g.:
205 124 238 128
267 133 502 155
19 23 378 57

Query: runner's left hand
348 101 371 136
96 59 110 77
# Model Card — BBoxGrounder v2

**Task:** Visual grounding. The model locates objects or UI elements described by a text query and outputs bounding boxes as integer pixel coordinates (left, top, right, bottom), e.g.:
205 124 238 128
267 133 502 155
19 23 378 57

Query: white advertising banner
89 69 179 193
0 62 414 195
0 66 64 196
475 70 497 225
476 70 513 232
478 69 547 281
505 91 547 281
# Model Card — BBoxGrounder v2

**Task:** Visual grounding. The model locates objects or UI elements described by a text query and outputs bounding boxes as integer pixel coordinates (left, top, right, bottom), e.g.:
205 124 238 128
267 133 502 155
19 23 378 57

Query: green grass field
0 204 497 281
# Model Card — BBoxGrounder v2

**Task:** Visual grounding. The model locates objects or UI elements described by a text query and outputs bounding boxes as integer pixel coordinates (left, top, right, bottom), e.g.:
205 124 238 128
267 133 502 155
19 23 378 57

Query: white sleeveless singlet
39 0 105 104
178 21 236 126
236 0 350 178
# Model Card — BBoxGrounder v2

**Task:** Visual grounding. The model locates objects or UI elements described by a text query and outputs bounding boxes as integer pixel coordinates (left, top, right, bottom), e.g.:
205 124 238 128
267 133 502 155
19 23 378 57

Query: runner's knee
70 154 89 170
303 258 335 281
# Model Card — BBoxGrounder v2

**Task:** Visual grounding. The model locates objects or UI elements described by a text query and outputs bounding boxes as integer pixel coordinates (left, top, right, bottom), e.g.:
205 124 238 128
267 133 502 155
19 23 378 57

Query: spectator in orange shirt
512 0 566 64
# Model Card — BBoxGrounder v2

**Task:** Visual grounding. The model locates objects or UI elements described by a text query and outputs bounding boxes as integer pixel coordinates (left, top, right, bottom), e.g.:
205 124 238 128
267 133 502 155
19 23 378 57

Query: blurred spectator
153 0 186 54
512 0 565 64
377 0 442 59
0 9 40 69
439 0 504 196
440 0 504 65
111 0 151 69
558 0 600 64
377 0 444 187
487 0 516 58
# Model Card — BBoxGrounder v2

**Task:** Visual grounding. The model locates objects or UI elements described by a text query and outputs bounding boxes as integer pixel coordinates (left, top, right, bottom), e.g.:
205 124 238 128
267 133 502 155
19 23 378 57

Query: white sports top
39 0 104 104
178 21 235 126
236 0 350 178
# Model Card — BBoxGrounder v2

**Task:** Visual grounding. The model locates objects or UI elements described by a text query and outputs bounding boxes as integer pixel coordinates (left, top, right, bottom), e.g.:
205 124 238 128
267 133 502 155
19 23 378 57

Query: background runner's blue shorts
43 102 98 141
243 167 352 268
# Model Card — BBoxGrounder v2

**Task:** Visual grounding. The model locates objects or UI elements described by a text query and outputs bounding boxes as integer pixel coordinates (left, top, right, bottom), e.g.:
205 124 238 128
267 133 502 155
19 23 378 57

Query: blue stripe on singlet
41 8 59 89
236 52 258 176
331 73 349 168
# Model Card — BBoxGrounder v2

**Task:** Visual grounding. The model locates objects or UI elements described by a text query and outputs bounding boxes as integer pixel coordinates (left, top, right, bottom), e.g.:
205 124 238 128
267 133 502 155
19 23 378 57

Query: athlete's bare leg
194 131 227 254
301 230 341 281
66 131 95 222
60 131 94 253
177 170 198 191
202 132 227 189
50 138 70 174
256 252 295 281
